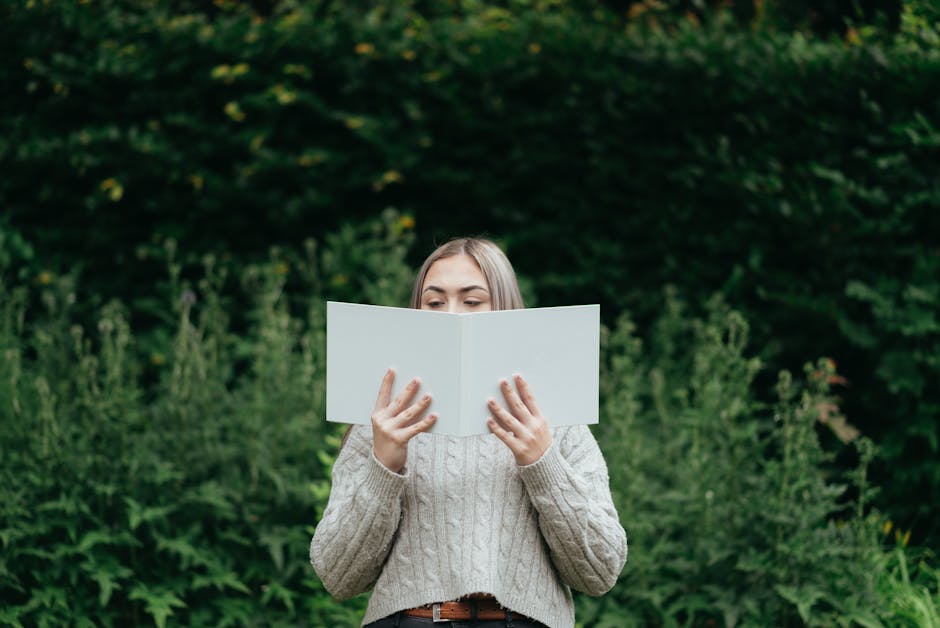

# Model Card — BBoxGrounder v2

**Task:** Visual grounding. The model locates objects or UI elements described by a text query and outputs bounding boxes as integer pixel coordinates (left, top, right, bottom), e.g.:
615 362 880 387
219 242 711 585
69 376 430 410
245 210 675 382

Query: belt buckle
431 603 449 622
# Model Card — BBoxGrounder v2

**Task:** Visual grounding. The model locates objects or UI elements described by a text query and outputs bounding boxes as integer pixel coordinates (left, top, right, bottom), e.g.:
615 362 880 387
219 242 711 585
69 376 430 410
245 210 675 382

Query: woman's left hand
487 374 553 466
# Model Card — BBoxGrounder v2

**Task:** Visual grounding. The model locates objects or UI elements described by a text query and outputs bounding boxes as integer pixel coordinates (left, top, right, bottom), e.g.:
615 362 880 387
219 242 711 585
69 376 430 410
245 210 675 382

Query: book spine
458 315 473 436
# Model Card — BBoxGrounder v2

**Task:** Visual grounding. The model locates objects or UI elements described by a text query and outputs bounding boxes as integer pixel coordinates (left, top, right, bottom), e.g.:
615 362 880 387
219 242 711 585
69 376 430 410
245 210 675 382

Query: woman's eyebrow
422 284 489 294
459 285 489 293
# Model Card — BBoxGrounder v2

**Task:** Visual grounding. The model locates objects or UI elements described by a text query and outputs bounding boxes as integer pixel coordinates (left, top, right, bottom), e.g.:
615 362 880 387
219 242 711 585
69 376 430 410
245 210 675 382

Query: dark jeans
364 612 547 628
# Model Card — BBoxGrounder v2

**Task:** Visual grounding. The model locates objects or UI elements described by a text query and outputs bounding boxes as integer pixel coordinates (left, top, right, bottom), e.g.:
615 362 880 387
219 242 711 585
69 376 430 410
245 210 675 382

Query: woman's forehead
423 254 488 288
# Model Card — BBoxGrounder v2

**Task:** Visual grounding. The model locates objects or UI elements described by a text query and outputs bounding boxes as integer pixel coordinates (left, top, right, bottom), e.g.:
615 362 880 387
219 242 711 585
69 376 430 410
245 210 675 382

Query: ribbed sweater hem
362 583 574 628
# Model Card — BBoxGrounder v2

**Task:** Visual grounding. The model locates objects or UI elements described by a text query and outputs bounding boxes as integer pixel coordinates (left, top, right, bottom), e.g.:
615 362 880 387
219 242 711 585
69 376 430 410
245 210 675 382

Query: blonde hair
410 238 525 311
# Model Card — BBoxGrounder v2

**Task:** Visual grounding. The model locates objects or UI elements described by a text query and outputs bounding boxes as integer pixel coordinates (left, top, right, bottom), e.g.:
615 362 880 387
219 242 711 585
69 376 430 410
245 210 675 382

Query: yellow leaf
271 84 297 105
344 117 365 130
846 27 861 46
100 178 124 202
224 101 246 122
381 170 403 184
283 63 311 78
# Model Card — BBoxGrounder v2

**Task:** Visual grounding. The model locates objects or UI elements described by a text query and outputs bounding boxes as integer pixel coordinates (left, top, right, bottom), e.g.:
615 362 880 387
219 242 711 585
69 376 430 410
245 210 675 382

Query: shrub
0 213 414 626
580 291 938 627
2 215 938 625
3 0 939 539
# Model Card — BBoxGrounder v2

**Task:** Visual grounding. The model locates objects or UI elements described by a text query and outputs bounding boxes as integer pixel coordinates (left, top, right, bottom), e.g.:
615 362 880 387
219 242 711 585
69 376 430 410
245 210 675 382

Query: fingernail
423 393 431 401
500 379 508 387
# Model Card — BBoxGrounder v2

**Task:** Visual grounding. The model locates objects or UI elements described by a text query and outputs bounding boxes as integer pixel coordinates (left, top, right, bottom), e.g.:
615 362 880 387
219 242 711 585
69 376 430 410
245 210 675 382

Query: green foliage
3 0 939 540
0 213 414 626
882 549 940 628
0 216 35 284
582 290 937 626
2 216 938 625
2 0 940 619
840 254 940 527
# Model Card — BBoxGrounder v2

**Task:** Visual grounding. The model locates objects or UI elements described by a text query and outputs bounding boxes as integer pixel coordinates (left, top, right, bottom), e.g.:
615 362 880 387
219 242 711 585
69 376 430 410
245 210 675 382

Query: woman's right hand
371 368 437 473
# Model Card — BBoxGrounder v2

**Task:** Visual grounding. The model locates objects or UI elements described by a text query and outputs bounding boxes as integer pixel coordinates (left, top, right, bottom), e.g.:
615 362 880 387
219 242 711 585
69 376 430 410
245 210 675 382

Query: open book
326 301 599 437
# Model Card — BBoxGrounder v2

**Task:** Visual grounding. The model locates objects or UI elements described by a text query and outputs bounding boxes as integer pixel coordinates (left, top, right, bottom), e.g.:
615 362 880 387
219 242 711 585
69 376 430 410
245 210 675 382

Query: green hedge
2 215 938 626
0 216 414 627
2 1 939 543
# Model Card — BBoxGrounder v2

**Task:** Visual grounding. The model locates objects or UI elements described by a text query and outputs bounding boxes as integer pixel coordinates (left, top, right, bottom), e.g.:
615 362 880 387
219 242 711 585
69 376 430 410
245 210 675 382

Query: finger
394 393 432 427
404 413 437 439
513 374 542 417
387 377 421 416
488 397 525 435
488 417 518 448
373 368 395 413
500 378 531 422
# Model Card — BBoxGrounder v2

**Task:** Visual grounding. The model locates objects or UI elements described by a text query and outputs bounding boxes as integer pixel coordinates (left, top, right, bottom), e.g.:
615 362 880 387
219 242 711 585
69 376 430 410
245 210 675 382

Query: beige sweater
309 424 627 628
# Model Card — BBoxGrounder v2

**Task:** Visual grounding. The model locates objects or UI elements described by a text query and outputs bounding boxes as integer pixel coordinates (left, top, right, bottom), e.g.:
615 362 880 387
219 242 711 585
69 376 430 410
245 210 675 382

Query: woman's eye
427 301 444 308
464 300 481 307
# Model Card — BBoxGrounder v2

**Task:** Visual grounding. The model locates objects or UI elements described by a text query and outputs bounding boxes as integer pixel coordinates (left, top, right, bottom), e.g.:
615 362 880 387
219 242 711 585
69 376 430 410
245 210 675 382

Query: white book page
462 305 600 436
326 302 599 437
326 302 461 432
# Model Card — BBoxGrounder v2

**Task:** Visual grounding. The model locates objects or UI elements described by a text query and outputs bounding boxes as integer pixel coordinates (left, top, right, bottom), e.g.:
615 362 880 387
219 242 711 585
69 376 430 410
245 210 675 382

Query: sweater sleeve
517 425 628 596
309 425 407 599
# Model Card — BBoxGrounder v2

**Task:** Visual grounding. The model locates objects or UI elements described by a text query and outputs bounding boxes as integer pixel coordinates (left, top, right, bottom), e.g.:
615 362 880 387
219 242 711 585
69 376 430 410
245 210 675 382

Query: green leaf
76 530 115 553
154 528 213 568
774 585 825 624
129 585 186 628
81 555 133 607
0 605 24 628
259 528 287 572
191 561 251 594
260 581 295 613
125 497 176 531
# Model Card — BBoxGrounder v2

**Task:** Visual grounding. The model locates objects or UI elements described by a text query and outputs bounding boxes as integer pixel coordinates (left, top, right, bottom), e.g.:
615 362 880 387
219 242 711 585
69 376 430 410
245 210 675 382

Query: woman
310 238 627 628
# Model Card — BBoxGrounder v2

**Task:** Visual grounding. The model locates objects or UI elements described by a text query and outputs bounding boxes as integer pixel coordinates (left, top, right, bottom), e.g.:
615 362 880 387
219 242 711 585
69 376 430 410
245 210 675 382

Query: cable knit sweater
309 424 627 628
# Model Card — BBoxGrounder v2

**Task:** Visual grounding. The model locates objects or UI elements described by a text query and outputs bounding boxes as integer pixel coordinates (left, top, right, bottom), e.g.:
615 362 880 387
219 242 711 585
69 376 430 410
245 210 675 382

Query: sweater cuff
363 450 408 503
517 441 571 496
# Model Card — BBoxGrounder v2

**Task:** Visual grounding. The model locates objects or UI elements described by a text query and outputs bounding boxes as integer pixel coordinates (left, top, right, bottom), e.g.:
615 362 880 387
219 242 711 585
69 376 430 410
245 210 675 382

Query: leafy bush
2 214 938 626
581 292 938 627
3 0 939 540
0 213 414 626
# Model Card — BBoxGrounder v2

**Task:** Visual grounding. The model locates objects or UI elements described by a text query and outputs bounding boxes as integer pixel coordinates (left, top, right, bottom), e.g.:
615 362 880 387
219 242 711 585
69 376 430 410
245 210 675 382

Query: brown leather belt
403 596 528 622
